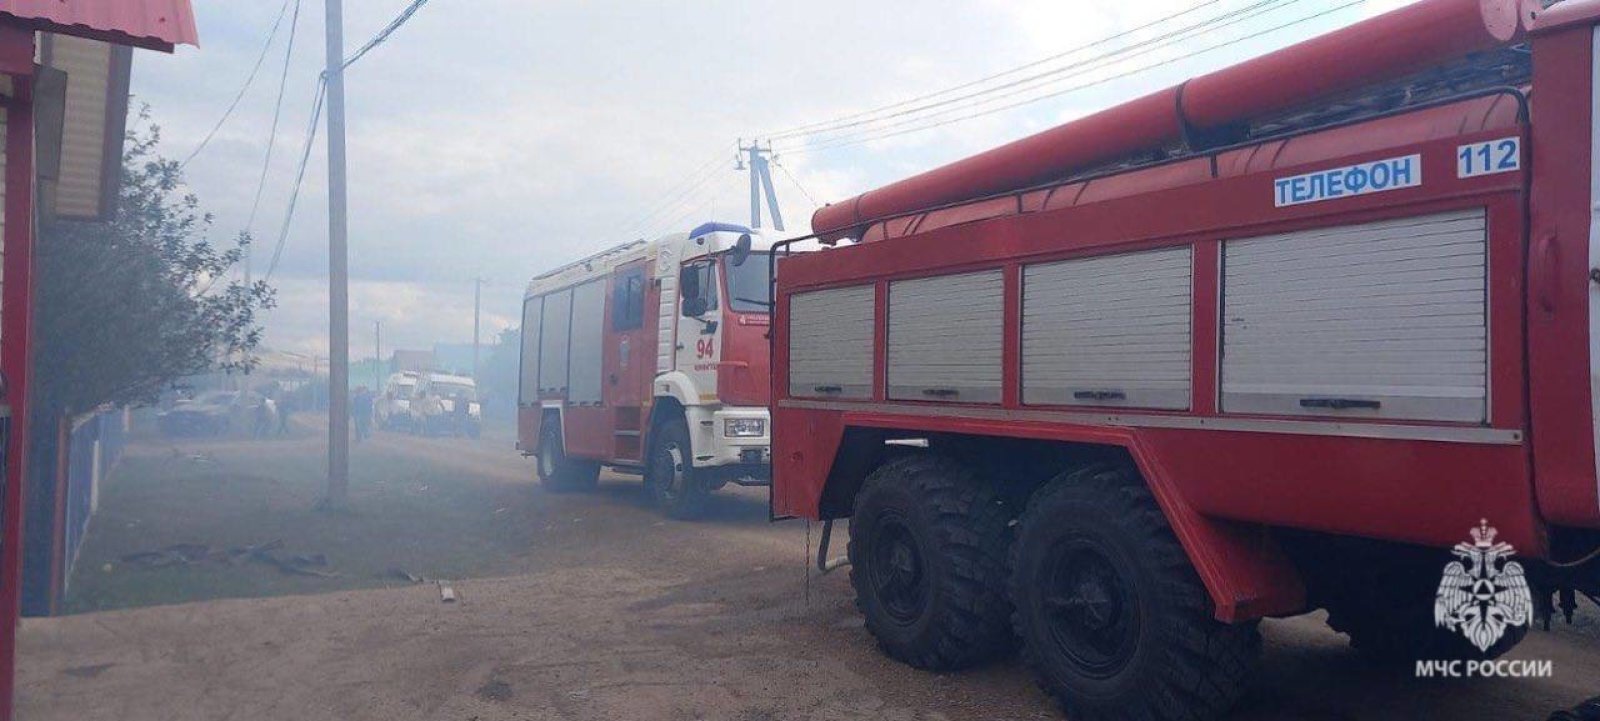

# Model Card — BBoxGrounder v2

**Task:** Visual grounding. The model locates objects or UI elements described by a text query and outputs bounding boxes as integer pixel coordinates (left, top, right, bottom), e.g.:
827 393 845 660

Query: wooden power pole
324 0 350 507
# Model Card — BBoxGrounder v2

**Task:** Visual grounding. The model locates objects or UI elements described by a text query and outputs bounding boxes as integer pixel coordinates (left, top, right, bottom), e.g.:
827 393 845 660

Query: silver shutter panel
1221 208 1487 422
538 288 572 393
889 270 1004 404
1023 246 1192 409
567 279 607 405
789 285 875 399
519 295 543 405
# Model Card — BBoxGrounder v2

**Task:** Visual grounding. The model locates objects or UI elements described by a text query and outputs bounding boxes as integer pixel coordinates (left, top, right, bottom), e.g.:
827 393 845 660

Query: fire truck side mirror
728 234 753 267
683 295 709 318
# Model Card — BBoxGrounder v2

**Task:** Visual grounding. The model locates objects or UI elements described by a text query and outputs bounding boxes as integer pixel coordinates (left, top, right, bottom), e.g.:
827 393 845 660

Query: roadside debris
117 540 339 578
437 580 457 603
386 567 426 584
475 679 511 702
169 447 215 464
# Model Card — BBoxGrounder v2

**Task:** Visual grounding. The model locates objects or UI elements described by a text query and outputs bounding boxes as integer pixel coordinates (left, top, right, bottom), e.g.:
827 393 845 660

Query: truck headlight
723 418 766 438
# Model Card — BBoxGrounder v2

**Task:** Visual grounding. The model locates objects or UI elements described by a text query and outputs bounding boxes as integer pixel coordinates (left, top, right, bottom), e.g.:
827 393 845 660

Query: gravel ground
17 427 1600 720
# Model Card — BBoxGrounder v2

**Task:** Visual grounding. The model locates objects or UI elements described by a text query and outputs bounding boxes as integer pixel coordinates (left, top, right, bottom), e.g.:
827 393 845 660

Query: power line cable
262 0 435 283
246 0 305 233
763 0 1223 141
181 0 293 169
773 159 818 211
622 155 731 238
638 164 730 239
788 0 1360 155
618 154 725 231
778 0 1297 146
264 74 327 283
655 169 744 239
344 0 431 69
647 166 741 239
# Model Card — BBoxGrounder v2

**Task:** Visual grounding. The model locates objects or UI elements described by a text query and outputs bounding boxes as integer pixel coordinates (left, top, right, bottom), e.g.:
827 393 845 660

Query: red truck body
772 0 1600 628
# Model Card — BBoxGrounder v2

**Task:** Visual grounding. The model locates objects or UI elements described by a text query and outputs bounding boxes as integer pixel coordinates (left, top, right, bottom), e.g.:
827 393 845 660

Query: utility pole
738 140 784 231
472 277 484 383
324 0 351 508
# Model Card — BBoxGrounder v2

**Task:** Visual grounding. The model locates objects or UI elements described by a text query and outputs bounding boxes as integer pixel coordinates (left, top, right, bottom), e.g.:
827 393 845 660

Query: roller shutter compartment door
888 270 1004 404
567 279 607 405
519 295 543 404
1221 208 1487 423
1023 246 1192 409
788 285 875 399
538 288 573 394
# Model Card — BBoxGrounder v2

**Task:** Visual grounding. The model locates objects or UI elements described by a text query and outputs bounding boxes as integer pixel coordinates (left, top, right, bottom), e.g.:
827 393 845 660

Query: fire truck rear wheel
847 454 1016 671
536 418 598 492
1010 463 1260 721
647 417 709 519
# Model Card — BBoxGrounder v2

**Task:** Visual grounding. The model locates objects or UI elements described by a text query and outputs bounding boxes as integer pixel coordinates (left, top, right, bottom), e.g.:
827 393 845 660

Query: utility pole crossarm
741 141 784 232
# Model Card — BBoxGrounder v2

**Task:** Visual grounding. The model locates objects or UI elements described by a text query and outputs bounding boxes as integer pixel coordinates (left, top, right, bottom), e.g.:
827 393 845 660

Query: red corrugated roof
0 0 198 52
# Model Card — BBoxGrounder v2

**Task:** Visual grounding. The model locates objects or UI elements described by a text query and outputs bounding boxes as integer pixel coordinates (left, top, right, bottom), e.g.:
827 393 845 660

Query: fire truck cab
519 222 774 518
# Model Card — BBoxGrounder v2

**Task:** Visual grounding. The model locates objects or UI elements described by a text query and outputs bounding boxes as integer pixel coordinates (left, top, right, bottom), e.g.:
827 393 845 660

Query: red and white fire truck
771 0 1600 718
519 222 773 517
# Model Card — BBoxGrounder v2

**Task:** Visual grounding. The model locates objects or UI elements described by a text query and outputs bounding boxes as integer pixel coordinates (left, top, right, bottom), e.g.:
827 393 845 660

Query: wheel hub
656 443 685 500
870 516 929 625
1043 541 1138 678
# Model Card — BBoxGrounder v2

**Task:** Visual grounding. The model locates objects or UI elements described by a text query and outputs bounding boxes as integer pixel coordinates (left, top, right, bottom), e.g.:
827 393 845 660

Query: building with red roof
0 3 198 719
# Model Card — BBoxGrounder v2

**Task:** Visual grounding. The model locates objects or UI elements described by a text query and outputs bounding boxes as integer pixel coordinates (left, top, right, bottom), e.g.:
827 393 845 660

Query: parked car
157 390 273 437
410 373 481 438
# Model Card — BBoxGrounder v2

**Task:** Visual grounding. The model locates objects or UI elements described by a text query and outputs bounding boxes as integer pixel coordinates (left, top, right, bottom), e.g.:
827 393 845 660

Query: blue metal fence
59 409 124 596
21 407 126 614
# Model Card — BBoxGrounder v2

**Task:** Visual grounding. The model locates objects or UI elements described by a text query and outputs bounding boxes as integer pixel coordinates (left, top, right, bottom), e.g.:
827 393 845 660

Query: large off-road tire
1314 549 1528 663
536 416 599 492
1010 463 1260 721
847 454 1015 671
646 417 709 519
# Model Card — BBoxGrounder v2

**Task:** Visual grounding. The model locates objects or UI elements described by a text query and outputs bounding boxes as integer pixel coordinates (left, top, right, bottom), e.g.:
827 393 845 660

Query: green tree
32 109 276 414
480 326 521 420
22 108 278 615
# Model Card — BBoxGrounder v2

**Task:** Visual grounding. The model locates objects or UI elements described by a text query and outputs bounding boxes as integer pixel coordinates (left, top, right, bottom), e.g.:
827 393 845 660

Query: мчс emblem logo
1434 520 1533 653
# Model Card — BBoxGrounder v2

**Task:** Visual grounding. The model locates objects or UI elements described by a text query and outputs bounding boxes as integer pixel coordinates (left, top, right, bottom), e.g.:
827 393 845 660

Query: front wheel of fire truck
536 417 599 492
1010 463 1259 721
646 417 709 519
847 454 1015 671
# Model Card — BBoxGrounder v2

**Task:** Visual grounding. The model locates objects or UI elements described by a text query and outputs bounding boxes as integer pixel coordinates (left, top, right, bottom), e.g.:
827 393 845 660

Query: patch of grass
64 429 542 613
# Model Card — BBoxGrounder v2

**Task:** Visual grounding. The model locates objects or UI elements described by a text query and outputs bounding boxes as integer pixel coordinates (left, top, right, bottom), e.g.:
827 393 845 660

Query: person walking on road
353 386 374 443
276 392 293 436
253 395 276 439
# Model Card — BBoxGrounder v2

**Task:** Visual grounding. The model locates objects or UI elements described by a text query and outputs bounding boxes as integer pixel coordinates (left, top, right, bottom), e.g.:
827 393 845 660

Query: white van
410 373 481 438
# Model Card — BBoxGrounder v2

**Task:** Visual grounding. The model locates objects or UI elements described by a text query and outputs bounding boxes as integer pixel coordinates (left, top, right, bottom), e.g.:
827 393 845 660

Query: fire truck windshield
724 251 774 313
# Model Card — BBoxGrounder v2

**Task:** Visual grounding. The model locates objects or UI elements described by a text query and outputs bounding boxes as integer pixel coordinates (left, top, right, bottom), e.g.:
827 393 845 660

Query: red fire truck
519 223 773 518
771 1 1600 718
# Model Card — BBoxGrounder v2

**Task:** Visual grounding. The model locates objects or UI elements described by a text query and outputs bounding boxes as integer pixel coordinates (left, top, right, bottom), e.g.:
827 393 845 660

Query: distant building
432 343 475 375
390 349 435 373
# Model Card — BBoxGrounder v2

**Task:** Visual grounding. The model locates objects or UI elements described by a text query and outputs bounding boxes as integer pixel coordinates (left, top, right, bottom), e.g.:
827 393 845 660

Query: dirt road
18 428 1600 720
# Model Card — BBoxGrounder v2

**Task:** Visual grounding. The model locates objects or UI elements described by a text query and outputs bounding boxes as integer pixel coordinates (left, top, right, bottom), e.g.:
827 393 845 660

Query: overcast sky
129 0 1413 359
